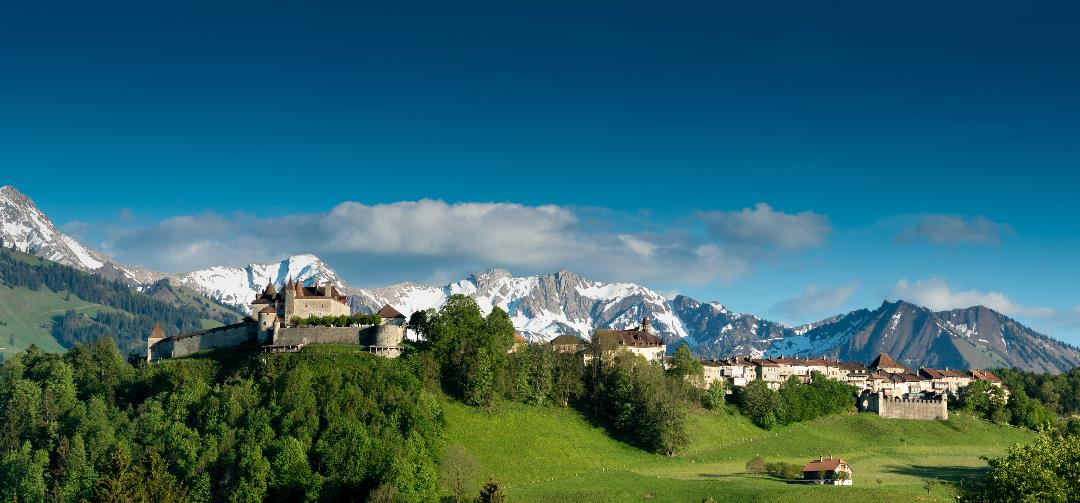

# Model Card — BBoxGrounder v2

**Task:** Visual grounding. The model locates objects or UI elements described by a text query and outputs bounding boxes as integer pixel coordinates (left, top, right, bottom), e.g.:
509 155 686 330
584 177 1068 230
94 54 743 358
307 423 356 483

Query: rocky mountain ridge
2 184 1078 372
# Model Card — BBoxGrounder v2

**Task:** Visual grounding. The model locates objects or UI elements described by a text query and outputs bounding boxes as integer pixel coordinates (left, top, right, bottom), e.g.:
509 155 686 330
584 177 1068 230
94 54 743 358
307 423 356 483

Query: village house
868 352 907 374
919 367 973 397
841 362 870 388
753 359 788 389
550 334 586 354
509 331 528 353
692 351 1004 421
594 316 666 363
802 455 852 485
701 359 725 386
883 372 926 397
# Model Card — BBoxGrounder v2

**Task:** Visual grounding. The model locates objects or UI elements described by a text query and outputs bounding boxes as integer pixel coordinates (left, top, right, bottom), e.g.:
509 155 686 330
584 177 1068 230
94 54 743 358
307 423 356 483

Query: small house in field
802 455 852 485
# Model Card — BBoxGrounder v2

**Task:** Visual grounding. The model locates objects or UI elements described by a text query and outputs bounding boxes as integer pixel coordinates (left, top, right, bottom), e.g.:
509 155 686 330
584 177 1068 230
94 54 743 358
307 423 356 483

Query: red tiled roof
869 353 903 369
971 369 1003 383
595 328 663 347
920 368 971 380
802 458 848 473
550 334 584 346
890 373 923 383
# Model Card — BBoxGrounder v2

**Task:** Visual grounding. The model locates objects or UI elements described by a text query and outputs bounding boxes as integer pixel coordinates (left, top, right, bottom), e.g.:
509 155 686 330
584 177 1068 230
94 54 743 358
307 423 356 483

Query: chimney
819 455 823 462
829 454 833 460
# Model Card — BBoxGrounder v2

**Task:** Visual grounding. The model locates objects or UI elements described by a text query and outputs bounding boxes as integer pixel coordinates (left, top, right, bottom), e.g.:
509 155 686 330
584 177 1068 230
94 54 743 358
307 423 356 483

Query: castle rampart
860 390 948 420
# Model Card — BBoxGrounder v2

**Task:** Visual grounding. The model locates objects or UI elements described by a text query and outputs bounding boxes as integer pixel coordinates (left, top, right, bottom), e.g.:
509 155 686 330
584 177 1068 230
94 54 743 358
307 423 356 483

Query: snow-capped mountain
350 269 690 343
763 301 1080 373
168 254 348 313
0 186 110 271
4 184 1079 372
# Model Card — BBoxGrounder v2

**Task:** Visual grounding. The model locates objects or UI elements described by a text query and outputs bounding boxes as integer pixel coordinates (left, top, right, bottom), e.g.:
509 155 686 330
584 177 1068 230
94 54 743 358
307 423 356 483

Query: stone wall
274 326 362 346
369 324 405 347
860 391 948 420
156 321 258 359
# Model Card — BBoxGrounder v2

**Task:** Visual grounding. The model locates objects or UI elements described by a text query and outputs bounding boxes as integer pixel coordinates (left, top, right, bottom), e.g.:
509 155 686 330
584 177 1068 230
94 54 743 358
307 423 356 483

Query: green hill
443 400 1035 502
0 247 240 361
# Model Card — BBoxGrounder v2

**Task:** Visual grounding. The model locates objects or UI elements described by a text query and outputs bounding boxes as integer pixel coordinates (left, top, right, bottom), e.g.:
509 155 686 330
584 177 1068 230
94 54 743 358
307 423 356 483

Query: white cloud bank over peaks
890 278 1054 319
67 199 842 287
698 203 830 252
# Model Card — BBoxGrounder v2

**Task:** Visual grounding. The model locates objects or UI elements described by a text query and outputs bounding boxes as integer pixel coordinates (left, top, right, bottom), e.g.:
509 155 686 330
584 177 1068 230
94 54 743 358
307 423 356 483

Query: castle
252 278 351 342
146 278 406 360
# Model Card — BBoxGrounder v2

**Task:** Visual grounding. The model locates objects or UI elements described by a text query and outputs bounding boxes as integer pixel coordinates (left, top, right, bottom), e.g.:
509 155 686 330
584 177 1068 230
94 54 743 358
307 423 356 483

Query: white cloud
890 278 1054 318
75 199 766 287
893 214 1013 246
771 282 860 322
698 203 830 251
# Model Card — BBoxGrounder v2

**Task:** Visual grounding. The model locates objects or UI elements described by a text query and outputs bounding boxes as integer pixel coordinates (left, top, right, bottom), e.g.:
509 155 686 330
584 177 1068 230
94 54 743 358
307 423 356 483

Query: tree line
732 373 857 429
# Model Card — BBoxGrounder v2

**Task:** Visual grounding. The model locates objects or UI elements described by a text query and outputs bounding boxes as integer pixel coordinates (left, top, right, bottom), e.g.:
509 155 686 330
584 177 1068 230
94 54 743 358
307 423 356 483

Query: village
548 316 1004 416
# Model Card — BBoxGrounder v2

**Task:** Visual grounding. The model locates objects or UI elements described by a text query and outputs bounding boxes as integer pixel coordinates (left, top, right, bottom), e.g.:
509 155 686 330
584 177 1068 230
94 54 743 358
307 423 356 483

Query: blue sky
2 1 1079 340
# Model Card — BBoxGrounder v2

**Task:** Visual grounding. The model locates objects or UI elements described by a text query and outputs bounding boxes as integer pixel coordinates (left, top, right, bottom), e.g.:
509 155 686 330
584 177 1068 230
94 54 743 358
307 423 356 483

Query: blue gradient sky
2 1 1079 339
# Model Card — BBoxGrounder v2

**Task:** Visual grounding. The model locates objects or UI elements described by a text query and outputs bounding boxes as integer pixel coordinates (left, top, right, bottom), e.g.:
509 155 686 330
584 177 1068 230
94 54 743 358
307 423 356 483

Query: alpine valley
2 185 1078 372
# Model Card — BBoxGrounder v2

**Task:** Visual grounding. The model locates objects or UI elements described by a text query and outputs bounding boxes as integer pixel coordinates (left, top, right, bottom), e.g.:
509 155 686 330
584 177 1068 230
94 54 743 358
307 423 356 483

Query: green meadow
0 284 114 355
444 400 1034 502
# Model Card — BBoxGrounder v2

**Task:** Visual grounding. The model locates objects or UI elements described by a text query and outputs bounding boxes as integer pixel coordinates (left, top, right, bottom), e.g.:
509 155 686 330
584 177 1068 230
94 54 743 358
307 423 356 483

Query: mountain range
2 184 1078 373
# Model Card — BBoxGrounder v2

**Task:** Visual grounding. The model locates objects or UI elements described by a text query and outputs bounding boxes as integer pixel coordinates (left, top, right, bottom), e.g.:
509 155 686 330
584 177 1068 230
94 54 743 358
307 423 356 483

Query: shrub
745 455 766 474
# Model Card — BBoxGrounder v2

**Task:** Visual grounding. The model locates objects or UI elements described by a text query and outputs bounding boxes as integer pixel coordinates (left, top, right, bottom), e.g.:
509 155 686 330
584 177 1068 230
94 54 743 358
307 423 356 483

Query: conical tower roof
149 322 166 341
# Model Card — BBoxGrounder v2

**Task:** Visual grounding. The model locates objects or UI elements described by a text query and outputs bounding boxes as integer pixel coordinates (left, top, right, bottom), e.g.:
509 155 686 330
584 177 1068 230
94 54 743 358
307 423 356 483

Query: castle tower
284 276 296 323
147 322 166 362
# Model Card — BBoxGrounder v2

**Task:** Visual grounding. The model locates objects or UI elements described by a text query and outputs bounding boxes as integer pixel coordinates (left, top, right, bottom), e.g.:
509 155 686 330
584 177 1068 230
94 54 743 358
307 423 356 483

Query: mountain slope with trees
0 248 239 357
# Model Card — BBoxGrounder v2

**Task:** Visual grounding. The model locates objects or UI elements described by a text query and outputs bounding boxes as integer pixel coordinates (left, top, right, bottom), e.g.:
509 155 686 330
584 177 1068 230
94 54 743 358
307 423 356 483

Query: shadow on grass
882 464 986 483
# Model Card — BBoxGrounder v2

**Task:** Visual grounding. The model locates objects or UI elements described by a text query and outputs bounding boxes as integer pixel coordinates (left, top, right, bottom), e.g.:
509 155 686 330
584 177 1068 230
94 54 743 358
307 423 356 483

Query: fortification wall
166 321 257 358
861 391 947 420
367 324 405 347
275 326 361 346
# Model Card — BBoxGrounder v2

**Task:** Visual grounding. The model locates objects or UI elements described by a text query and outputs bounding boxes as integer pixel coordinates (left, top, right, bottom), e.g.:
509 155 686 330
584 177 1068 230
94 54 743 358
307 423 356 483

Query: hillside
443 400 1034 502
765 301 1080 373
0 247 240 358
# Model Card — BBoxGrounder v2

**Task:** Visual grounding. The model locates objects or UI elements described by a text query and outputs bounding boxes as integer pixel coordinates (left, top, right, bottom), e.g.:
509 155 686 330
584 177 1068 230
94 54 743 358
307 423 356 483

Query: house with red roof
802 455 853 485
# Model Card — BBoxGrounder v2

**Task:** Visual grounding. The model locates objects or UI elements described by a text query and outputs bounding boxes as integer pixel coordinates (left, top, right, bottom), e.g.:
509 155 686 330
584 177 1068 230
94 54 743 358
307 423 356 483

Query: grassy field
443 400 1034 502
0 284 115 356
0 282 230 360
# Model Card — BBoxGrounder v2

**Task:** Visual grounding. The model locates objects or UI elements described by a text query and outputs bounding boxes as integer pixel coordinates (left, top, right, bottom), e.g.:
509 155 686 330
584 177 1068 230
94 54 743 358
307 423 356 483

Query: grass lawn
0 284 117 357
443 400 1034 502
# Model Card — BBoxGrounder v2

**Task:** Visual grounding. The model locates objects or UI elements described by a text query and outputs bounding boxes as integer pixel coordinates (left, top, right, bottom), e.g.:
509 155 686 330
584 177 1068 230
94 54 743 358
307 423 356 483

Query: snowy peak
0 185 108 270
349 269 691 344
170 254 349 313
